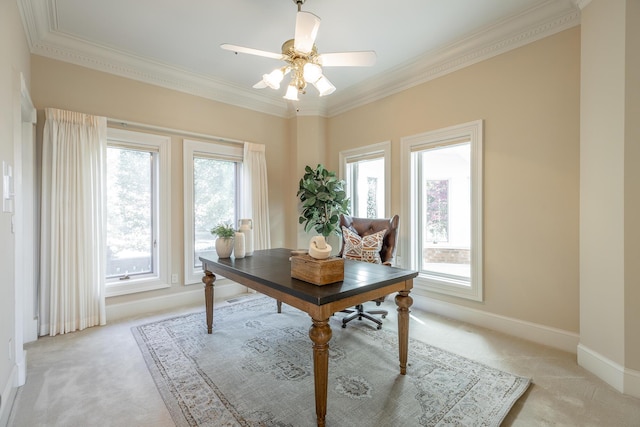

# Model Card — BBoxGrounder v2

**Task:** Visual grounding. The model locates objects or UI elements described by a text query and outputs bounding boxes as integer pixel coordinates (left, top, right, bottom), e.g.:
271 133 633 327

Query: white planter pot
215 237 234 258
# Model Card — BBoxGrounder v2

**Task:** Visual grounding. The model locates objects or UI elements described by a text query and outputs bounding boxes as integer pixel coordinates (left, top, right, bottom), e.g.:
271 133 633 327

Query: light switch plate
3 161 14 213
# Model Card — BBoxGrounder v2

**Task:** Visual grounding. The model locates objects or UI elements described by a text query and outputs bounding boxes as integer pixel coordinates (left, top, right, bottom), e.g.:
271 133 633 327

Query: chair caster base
340 303 388 330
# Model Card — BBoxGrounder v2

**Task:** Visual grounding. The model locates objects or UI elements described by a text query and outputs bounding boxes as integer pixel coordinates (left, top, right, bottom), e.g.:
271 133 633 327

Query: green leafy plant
297 164 350 237
210 223 235 239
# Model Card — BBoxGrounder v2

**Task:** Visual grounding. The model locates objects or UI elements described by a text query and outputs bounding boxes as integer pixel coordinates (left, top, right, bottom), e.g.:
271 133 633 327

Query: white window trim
105 128 171 297
400 120 483 301
339 141 391 218
183 139 243 285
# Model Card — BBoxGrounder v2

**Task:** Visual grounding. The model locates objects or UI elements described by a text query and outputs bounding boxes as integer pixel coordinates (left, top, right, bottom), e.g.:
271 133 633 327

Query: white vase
233 232 245 258
215 237 234 258
238 218 253 256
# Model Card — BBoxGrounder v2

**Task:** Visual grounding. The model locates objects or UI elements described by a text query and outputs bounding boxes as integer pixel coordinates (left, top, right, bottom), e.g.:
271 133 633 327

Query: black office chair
339 214 399 329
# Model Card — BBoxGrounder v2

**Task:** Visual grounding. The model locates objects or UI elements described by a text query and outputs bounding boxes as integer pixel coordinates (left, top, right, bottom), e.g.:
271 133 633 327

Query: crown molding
16 0 40 48
575 0 592 10
31 37 291 117
18 0 580 119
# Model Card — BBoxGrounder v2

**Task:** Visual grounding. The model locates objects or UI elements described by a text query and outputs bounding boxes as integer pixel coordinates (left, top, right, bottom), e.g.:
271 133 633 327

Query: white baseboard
0 364 18 427
410 291 580 354
578 344 640 399
624 367 640 398
577 344 624 392
106 280 247 322
17 350 26 387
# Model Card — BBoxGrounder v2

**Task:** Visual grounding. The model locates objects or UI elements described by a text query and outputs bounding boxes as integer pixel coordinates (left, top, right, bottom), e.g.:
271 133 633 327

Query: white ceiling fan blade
253 80 268 89
294 11 321 54
221 43 283 60
318 51 377 67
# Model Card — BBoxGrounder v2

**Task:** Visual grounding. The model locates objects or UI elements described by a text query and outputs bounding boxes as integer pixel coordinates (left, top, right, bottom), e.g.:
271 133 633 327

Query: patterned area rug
132 296 530 426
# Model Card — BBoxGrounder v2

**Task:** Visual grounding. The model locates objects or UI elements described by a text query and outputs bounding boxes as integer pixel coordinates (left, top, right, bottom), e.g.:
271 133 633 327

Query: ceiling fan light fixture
303 62 322 83
222 0 375 100
283 84 299 101
314 75 335 96
262 68 286 90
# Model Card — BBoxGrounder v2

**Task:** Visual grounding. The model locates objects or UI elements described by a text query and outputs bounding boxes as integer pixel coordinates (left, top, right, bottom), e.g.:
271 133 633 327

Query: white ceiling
17 0 580 117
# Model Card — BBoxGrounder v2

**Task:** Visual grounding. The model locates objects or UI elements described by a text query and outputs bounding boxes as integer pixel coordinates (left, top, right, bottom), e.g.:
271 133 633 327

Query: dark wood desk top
199 248 418 306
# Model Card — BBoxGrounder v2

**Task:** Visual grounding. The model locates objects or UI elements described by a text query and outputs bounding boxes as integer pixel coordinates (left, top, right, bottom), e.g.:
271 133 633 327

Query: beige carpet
133 296 530 426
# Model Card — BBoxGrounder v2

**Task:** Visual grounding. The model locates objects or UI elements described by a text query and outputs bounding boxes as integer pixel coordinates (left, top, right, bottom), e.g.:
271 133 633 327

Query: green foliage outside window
366 177 378 218
106 147 153 276
426 179 449 242
194 157 236 236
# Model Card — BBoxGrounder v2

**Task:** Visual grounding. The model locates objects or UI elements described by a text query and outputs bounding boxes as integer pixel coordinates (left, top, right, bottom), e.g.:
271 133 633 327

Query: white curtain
39 108 107 336
242 142 271 249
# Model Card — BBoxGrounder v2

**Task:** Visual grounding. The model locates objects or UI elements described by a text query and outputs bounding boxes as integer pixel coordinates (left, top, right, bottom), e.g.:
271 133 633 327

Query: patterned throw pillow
341 226 387 264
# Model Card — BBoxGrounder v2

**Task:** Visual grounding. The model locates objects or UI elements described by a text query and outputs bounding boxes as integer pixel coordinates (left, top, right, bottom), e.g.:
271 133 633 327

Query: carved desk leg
309 317 332 427
202 269 216 334
395 289 413 375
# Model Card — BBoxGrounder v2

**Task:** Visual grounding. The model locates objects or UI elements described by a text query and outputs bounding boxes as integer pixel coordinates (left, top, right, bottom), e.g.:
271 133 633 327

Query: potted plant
210 223 235 258
297 164 350 240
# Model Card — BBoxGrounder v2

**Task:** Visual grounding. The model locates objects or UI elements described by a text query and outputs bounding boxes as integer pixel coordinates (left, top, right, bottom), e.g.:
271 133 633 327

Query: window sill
414 274 482 301
106 278 170 297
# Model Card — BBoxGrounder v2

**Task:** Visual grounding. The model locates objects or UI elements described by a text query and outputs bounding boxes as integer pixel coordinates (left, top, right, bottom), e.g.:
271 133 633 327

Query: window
184 139 242 284
339 141 391 219
401 120 483 301
105 128 171 296
106 147 155 278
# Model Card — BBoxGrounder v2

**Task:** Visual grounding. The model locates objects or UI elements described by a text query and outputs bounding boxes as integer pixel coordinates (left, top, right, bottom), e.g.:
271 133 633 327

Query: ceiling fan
221 0 376 101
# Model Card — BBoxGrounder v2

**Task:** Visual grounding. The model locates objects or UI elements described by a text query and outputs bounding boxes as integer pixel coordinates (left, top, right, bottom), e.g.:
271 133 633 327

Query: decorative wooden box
291 255 345 285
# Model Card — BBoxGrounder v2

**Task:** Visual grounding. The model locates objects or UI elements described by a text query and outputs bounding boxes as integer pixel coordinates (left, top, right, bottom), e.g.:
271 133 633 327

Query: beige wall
0 0 31 419
327 28 581 333
580 0 627 366
30 56 291 306
625 0 640 373
289 115 329 248
580 0 640 375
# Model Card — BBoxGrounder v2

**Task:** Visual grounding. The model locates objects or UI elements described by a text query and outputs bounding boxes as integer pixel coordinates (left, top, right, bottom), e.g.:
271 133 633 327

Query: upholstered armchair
339 214 399 329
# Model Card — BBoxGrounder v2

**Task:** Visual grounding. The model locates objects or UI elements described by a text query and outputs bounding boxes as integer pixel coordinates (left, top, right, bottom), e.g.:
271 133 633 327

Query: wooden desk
200 248 417 427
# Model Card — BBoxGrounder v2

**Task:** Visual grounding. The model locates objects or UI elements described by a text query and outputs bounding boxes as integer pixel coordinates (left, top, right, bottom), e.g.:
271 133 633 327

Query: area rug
132 296 530 427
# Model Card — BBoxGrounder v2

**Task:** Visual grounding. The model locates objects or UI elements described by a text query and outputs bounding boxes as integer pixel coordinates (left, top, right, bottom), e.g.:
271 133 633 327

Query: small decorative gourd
309 236 331 260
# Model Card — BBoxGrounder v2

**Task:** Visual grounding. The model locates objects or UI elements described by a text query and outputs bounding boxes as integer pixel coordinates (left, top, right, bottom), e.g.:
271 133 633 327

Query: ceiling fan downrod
293 0 306 12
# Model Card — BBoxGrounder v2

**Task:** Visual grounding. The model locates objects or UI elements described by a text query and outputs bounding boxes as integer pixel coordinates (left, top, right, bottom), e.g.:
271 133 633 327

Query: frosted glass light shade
263 68 285 89
283 84 299 101
314 76 336 96
303 63 322 83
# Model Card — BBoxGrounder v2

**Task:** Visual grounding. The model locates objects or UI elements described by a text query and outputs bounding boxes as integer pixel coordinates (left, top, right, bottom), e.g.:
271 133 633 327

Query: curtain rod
106 117 247 146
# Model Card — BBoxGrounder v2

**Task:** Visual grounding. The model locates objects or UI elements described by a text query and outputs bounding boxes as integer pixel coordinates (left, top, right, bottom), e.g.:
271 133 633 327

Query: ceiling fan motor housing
281 39 320 94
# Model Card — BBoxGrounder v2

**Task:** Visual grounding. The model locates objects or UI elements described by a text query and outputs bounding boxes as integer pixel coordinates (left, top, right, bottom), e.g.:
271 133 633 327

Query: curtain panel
40 108 107 336
242 142 271 250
